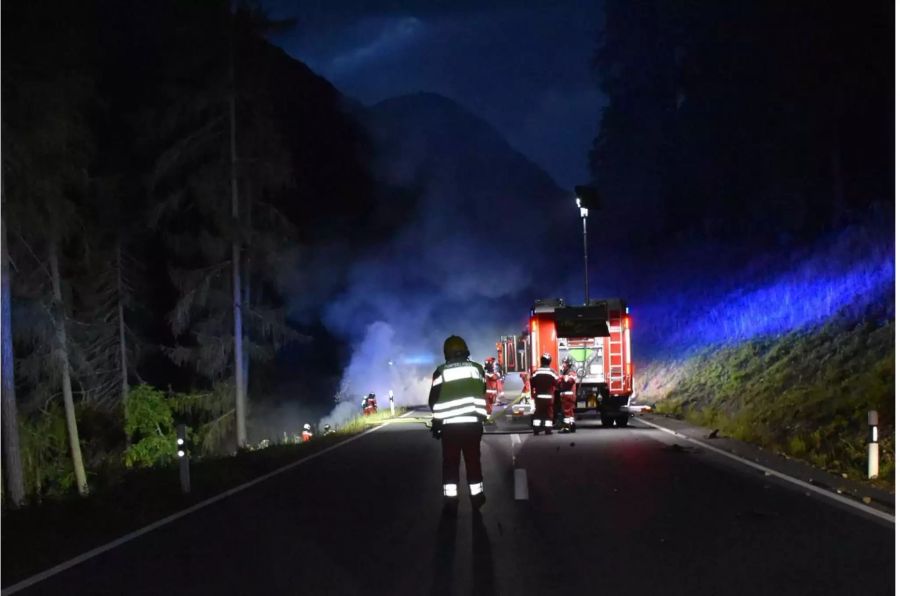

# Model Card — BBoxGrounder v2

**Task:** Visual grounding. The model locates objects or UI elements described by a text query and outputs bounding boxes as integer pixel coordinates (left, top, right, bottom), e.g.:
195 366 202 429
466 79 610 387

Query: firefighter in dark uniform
429 335 488 514
559 357 578 432
483 357 500 417
530 353 558 435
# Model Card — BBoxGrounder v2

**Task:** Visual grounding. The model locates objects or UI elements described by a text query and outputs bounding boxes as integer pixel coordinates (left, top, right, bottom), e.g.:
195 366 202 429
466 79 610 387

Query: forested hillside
1 0 381 502
591 0 894 485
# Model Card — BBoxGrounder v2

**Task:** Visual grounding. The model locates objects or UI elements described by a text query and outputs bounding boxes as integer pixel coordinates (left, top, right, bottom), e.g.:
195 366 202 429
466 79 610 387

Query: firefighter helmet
540 352 552 367
303 423 311 431
563 356 574 368
443 335 470 360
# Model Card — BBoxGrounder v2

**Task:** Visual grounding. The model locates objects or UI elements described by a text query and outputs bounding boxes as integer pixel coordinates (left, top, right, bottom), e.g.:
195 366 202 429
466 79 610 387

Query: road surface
7 397 894 595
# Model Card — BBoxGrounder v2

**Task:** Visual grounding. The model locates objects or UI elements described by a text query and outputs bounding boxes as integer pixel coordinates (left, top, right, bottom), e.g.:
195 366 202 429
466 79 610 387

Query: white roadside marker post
176 423 191 494
389 390 395 417
867 410 879 479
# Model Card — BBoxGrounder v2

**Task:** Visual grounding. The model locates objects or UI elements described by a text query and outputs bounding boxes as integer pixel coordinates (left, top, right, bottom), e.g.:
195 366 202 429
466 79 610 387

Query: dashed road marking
510 432 522 466
514 468 529 500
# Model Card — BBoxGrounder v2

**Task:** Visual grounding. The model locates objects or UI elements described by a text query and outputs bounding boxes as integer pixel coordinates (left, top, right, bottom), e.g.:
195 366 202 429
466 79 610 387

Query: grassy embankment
642 308 894 489
1 407 408 586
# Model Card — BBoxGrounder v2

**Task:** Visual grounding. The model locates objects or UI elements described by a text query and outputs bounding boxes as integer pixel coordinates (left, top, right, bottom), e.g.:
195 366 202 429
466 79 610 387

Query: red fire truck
504 298 635 426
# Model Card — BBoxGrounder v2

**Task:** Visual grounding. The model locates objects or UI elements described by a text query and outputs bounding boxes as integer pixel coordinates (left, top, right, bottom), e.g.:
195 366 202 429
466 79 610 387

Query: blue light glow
636 228 894 358
401 354 437 365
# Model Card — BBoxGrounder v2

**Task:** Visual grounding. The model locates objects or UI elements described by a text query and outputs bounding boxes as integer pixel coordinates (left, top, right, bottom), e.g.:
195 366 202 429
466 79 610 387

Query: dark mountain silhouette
361 92 579 297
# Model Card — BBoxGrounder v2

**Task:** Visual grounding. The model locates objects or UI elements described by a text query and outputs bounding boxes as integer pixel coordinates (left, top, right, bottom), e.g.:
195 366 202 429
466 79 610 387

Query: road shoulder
633 412 895 521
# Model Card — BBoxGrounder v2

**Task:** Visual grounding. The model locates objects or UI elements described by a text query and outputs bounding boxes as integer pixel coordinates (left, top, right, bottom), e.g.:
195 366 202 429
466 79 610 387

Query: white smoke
318 321 434 428
303 94 574 429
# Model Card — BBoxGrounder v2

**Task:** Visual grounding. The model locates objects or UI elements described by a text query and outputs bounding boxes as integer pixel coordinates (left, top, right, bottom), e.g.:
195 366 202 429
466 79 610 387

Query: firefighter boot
471 492 486 511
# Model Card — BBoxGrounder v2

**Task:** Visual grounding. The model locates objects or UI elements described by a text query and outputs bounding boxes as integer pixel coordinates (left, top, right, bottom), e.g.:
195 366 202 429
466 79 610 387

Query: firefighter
559 357 578 433
483 357 500 418
323 424 334 435
301 423 313 442
519 370 530 397
364 392 378 416
429 335 488 514
530 353 558 435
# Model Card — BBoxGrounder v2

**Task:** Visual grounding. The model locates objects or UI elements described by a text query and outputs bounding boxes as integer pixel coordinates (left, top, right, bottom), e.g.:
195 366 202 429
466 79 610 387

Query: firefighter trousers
441 423 484 497
532 397 554 430
561 391 576 426
484 390 497 415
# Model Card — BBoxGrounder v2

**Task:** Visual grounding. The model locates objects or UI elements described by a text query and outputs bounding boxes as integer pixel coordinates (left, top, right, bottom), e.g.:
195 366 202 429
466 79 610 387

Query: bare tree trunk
116 240 129 402
242 262 250 404
116 240 131 449
241 191 252 405
49 239 88 496
230 27 247 448
1 217 26 506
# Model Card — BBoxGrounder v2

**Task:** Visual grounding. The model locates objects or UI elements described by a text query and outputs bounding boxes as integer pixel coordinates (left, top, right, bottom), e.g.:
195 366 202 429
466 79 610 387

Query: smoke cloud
299 93 573 428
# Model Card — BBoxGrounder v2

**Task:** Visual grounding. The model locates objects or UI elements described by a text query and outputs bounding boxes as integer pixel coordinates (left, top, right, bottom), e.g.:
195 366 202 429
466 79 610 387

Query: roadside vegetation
646 296 894 489
2 407 406 586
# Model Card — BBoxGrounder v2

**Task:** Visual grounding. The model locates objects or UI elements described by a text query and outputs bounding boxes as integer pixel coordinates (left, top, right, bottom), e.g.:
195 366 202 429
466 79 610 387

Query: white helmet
303 423 311 431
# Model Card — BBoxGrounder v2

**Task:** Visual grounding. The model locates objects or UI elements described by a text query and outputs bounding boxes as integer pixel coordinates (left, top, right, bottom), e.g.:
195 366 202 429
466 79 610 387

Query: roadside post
867 410 878 479
176 423 191 493
389 390 395 417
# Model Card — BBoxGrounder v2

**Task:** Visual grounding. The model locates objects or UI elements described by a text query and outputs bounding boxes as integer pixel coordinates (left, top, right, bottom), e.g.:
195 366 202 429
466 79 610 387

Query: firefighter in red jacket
429 335 488 515
483 357 500 417
301 423 313 442
362 392 377 416
559 357 578 433
530 353 558 435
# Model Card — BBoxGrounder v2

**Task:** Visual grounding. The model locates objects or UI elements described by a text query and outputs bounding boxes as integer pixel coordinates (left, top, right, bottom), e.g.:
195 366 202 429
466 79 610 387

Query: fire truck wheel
616 415 629 427
600 414 613 427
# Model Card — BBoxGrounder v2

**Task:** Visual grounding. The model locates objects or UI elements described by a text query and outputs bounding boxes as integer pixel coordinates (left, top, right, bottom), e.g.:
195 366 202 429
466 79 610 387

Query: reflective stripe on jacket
530 367 559 399
429 360 487 424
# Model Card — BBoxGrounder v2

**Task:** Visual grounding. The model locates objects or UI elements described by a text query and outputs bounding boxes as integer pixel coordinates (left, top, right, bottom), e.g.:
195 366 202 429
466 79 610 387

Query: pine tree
2 0 97 495
149 1 298 449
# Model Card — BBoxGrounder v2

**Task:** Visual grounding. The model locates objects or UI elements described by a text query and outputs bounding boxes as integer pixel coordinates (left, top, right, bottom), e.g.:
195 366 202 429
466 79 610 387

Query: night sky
263 0 604 189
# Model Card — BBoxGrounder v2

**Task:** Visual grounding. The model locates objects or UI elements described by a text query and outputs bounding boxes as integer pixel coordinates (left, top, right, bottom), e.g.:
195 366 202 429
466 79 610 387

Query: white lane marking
635 417 895 524
510 433 522 466
2 411 416 595
514 468 529 500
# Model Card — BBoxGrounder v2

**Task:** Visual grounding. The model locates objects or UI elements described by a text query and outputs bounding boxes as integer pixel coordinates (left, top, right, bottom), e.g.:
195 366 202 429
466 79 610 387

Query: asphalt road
8 401 894 596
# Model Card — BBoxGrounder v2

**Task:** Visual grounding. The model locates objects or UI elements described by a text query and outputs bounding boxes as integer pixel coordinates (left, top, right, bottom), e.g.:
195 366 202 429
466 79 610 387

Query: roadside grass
338 407 410 432
1 408 407 587
652 303 894 490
